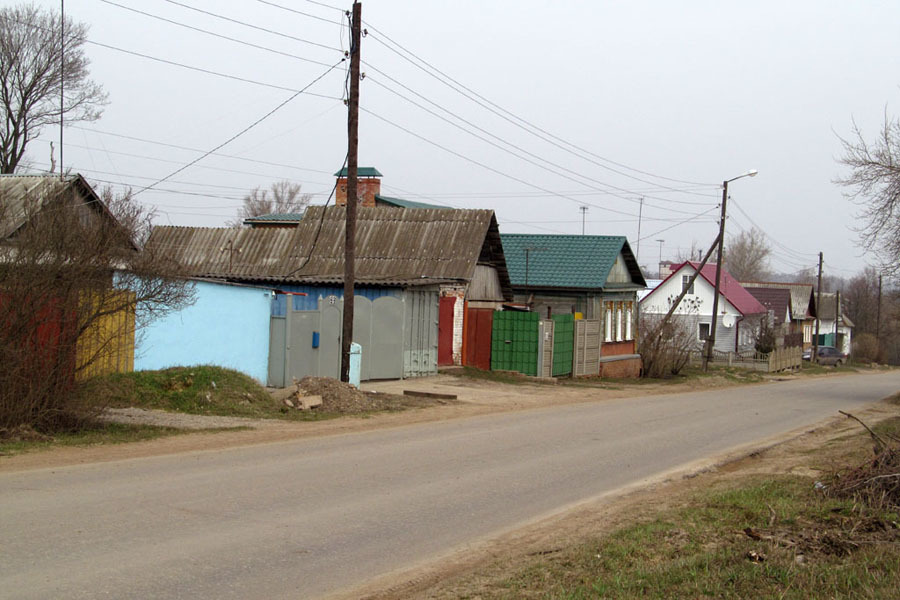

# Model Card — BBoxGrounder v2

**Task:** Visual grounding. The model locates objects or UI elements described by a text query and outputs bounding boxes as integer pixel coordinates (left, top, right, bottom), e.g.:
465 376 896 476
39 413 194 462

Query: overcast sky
20 0 900 279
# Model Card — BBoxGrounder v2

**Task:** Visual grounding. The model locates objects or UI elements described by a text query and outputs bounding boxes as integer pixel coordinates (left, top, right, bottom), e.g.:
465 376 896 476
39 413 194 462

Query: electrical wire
134 59 345 197
366 74 714 215
160 0 342 52
99 0 339 67
256 0 343 25
87 39 340 99
69 126 335 176
637 207 719 243
363 25 717 189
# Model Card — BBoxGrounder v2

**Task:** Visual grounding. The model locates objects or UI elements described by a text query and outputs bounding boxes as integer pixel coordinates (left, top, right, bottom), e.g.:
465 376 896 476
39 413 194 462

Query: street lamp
705 169 758 370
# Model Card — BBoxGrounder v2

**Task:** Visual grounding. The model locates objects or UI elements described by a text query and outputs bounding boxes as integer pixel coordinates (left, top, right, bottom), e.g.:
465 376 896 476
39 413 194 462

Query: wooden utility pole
635 197 644 262
813 251 823 360
704 182 729 371
340 1 362 383
876 273 883 342
60 0 65 180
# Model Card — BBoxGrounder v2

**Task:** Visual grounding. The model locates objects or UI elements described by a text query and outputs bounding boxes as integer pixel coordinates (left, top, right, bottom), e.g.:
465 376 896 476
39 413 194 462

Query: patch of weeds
0 422 188 457
485 428 900 600
79 366 286 419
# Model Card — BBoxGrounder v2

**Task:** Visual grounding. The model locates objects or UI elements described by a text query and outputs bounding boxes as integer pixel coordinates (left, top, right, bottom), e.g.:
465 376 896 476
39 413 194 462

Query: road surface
2 372 898 599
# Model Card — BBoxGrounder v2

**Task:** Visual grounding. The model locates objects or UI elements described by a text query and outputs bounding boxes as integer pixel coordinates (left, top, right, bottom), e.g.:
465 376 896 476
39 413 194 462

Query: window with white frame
682 275 694 295
625 303 633 340
698 322 711 341
615 303 623 341
605 304 613 342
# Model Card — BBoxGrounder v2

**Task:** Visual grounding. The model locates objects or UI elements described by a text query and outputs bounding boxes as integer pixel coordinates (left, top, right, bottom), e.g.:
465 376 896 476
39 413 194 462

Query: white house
640 261 767 353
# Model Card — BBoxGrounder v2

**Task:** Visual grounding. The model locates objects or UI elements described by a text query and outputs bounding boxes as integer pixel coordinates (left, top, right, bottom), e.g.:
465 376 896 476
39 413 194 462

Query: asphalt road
2 372 898 599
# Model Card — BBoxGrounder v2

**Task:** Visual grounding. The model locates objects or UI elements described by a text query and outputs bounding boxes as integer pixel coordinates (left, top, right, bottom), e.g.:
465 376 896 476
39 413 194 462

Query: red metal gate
438 296 455 366
463 306 493 370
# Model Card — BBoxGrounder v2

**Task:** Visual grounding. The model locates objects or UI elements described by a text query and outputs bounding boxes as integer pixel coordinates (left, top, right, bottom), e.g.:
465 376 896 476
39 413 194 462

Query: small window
699 323 711 340
616 304 623 341
625 305 633 340
682 275 694 295
605 305 613 342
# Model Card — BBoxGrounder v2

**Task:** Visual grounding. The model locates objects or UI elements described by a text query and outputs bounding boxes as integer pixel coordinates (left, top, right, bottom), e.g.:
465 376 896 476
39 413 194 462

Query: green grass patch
0 422 192 456
80 366 333 421
493 475 899 599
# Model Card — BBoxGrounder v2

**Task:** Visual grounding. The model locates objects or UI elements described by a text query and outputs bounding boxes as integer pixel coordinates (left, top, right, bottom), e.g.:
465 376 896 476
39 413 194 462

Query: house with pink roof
640 261 767 354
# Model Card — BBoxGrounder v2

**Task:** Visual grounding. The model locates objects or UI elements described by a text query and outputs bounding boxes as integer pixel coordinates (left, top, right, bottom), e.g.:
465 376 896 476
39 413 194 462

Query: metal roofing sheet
500 234 645 289
147 206 508 288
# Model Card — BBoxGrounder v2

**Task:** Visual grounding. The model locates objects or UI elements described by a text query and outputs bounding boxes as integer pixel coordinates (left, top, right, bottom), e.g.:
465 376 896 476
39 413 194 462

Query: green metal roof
374 194 448 209
333 167 383 177
500 234 645 289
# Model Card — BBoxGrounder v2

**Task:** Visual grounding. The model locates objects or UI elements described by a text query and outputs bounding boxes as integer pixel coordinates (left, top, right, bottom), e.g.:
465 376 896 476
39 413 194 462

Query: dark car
803 346 846 366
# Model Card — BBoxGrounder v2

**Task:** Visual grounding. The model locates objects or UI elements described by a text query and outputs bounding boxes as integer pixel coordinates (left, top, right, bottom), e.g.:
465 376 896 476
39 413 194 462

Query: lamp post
704 169 758 371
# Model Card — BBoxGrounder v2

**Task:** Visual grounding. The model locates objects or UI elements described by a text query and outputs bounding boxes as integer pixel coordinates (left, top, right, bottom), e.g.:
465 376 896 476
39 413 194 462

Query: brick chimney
335 167 382 207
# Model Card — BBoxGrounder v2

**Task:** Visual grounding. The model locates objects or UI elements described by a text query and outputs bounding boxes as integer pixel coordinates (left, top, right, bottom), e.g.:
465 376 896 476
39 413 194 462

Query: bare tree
724 227 771 281
639 296 703 378
0 178 193 434
674 240 704 264
0 4 107 174
836 115 900 277
231 180 311 226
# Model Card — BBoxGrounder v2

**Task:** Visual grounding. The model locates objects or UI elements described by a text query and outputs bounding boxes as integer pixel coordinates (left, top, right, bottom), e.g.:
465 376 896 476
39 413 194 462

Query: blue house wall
135 280 273 383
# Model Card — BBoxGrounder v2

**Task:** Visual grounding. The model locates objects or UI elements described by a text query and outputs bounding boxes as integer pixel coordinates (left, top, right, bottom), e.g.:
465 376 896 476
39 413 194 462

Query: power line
134 60 345 196
256 0 344 25
69 125 334 176
366 74 714 214
362 107 638 219
161 0 342 52
99 0 339 67
363 25 717 190
87 39 340 99
58 140 332 185
637 207 719 243
302 0 344 12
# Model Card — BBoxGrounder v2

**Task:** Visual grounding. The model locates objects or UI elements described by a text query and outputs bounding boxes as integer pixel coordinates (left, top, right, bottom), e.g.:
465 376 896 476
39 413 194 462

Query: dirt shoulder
0 370 868 474
335 396 900 600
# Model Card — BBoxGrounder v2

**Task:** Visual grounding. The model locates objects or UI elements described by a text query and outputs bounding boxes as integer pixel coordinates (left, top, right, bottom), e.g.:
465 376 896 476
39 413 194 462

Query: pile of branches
826 411 900 511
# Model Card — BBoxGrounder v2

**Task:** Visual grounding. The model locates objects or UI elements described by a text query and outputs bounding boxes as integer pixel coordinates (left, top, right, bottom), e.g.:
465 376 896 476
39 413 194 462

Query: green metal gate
491 311 539 376
551 314 574 377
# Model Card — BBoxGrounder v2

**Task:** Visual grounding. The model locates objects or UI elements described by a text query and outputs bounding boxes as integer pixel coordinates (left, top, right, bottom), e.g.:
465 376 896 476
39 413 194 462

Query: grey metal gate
574 319 601 376
268 293 426 386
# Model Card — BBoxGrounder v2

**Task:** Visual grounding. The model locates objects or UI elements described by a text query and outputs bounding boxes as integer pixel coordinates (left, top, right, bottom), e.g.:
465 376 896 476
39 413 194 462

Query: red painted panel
463 308 493 370
438 296 456 366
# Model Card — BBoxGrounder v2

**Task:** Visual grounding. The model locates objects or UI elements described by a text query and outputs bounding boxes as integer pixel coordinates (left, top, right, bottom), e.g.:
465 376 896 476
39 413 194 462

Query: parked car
802 346 846 366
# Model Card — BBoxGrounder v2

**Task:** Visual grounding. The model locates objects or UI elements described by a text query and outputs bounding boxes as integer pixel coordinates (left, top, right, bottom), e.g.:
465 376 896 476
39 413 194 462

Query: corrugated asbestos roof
816 292 854 326
0 174 111 239
147 206 511 291
500 234 645 290
742 281 816 319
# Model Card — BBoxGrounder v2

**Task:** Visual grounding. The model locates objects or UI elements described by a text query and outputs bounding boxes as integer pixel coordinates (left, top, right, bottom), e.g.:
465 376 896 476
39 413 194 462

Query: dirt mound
296 377 393 414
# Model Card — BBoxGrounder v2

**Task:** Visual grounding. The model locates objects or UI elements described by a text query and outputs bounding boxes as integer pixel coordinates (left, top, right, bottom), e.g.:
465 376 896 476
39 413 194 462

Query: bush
639 297 702 378
852 333 881 363
0 178 193 433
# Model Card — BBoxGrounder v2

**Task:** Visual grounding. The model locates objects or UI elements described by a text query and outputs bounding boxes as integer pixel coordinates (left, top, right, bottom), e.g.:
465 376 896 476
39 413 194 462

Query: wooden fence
692 346 802 373
76 291 135 379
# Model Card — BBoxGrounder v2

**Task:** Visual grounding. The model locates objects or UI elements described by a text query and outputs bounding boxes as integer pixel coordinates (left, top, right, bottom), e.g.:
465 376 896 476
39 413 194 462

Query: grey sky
20 0 900 278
